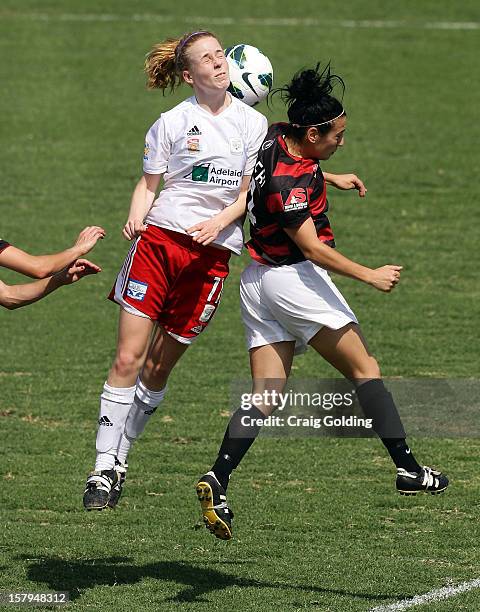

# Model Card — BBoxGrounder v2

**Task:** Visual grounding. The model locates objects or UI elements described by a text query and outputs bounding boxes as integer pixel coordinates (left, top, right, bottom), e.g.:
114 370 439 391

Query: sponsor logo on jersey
281 187 309 212
199 304 216 323
184 163 242 187
126 278 148 301
190 325 203 334
143 142 150 160
190 164 210 182
262 139 274 151
187 137 200 153
187 125 202 136
230 137 243 155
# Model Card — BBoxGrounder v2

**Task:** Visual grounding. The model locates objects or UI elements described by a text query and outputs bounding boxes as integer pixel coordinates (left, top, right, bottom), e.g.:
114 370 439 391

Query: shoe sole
397 486 448 496
196 481 232 541
83 498 109 511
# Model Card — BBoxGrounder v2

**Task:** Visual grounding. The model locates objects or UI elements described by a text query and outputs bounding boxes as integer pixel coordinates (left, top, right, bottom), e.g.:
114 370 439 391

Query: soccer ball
225 44 273 107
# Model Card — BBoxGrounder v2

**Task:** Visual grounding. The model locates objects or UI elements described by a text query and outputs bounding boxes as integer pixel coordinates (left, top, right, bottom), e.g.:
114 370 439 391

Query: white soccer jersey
143 95 268 254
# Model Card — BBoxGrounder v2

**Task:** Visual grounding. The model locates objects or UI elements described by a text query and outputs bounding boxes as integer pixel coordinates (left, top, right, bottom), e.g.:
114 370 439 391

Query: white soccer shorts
240 259 358 354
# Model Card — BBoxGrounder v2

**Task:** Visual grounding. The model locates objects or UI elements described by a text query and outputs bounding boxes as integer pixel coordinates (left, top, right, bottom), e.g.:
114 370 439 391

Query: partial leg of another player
308 322 449 495
196 341 295 540
83 309 154 510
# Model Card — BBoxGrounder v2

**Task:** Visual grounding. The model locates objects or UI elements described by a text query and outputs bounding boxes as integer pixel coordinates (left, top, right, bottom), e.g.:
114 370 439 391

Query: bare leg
309 323 424 473
115 327 190 466
140 326 189 390
308 322 380 384
249 341 296 415
204 341 296 495
107 309 155 387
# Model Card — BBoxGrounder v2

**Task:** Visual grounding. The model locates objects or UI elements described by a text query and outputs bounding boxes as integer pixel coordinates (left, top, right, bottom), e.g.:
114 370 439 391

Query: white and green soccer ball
225 44 273 107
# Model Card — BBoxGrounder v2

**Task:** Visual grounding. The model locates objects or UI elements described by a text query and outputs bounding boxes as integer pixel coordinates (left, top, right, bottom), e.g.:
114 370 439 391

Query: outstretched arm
0 259 101 310
186 174 252 245
285 217 401 293
0 226 105 279
323 172 367 197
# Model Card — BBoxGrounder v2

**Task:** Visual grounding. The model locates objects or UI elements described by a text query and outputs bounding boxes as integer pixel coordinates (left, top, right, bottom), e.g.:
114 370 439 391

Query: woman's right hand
368 265 402 292
122 219 147 241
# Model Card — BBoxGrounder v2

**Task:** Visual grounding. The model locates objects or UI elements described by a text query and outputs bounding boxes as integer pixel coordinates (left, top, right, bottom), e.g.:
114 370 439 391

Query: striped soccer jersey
246 123 335 266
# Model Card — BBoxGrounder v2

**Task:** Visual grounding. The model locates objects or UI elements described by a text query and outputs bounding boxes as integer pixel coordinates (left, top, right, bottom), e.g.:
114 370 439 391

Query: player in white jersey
0 227 104 310
83 30 267 510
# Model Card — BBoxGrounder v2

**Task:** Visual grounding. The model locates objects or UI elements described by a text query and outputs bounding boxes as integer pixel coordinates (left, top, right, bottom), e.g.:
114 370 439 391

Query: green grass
1 2 480 610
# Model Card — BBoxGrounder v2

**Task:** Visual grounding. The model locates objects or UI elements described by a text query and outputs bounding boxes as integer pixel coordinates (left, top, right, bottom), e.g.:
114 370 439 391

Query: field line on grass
369 578 480 611
1 13 480 30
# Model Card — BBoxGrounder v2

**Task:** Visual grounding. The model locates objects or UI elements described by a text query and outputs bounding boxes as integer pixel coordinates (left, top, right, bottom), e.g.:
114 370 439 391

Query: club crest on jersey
230 137 243 155
126 278 148 301
143 142 150 160
281 187 309 212
187 137 201 153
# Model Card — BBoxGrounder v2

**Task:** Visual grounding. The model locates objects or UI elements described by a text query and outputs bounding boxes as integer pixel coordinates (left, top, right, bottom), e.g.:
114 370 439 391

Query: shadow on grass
19 555 396 605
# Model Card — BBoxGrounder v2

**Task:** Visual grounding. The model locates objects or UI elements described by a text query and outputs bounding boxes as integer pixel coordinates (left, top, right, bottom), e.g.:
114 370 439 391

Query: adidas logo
144 407 158 416
187 125 201 136
98 416 113 427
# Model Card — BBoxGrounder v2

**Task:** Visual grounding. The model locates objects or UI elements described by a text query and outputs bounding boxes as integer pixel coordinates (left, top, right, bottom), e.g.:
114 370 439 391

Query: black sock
211 405 264 490
356 379 421 472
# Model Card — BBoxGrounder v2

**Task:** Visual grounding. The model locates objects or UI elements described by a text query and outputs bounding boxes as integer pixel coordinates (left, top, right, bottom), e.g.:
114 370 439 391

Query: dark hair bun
283 62 344 107
270 62 345 134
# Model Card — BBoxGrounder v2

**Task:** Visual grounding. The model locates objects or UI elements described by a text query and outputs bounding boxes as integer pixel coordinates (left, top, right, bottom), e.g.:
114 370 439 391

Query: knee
112 349 144 379
351 356 381 381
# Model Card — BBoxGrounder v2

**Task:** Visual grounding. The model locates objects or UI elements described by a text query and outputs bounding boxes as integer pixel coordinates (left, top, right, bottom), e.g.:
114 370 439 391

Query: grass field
1 1 479 610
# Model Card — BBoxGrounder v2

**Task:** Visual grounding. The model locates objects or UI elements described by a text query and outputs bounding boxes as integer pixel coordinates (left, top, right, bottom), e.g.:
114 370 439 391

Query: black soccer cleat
107 458 128 509
83 469 118 511
396 466 449 496
196 473 233 540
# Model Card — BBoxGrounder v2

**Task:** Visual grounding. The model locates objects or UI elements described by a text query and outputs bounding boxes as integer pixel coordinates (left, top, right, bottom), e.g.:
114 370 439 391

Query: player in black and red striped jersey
246 122 336 266
196 63 448 541
0 227 104 309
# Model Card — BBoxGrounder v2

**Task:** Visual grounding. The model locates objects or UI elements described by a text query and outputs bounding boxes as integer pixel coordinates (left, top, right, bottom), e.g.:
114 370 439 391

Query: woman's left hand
187 219 224 245
327 173 367 197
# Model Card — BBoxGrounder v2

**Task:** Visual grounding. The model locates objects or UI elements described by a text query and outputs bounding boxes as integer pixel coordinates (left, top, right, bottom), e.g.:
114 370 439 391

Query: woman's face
308 115 347 160
182 37 230 94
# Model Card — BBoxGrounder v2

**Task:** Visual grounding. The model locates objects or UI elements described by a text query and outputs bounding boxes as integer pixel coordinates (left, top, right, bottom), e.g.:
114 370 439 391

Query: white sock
94 382 136 471
116 378 167 464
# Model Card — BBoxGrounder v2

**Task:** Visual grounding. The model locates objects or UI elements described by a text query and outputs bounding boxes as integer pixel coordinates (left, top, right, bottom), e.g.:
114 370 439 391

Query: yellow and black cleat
196 474 233 541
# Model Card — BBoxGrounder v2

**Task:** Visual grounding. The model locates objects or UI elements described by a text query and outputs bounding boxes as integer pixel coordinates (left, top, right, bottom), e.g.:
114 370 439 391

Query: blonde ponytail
144 30 219 92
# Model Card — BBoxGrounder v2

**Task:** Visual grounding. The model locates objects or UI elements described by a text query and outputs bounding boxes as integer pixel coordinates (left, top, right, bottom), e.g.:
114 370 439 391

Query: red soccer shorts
109 225 230 344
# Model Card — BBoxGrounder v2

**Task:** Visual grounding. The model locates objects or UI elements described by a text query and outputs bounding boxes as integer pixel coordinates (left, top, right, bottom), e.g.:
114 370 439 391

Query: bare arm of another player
0 226 105 279
285 217 402 293
122 173 163 240
0 259 101 310
186 174 251 245
323 172 367 197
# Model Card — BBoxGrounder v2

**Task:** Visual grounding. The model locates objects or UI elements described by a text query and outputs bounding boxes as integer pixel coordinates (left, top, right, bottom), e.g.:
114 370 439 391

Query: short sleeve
142 115 171 175
0 240 10 254
244 113 268 176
